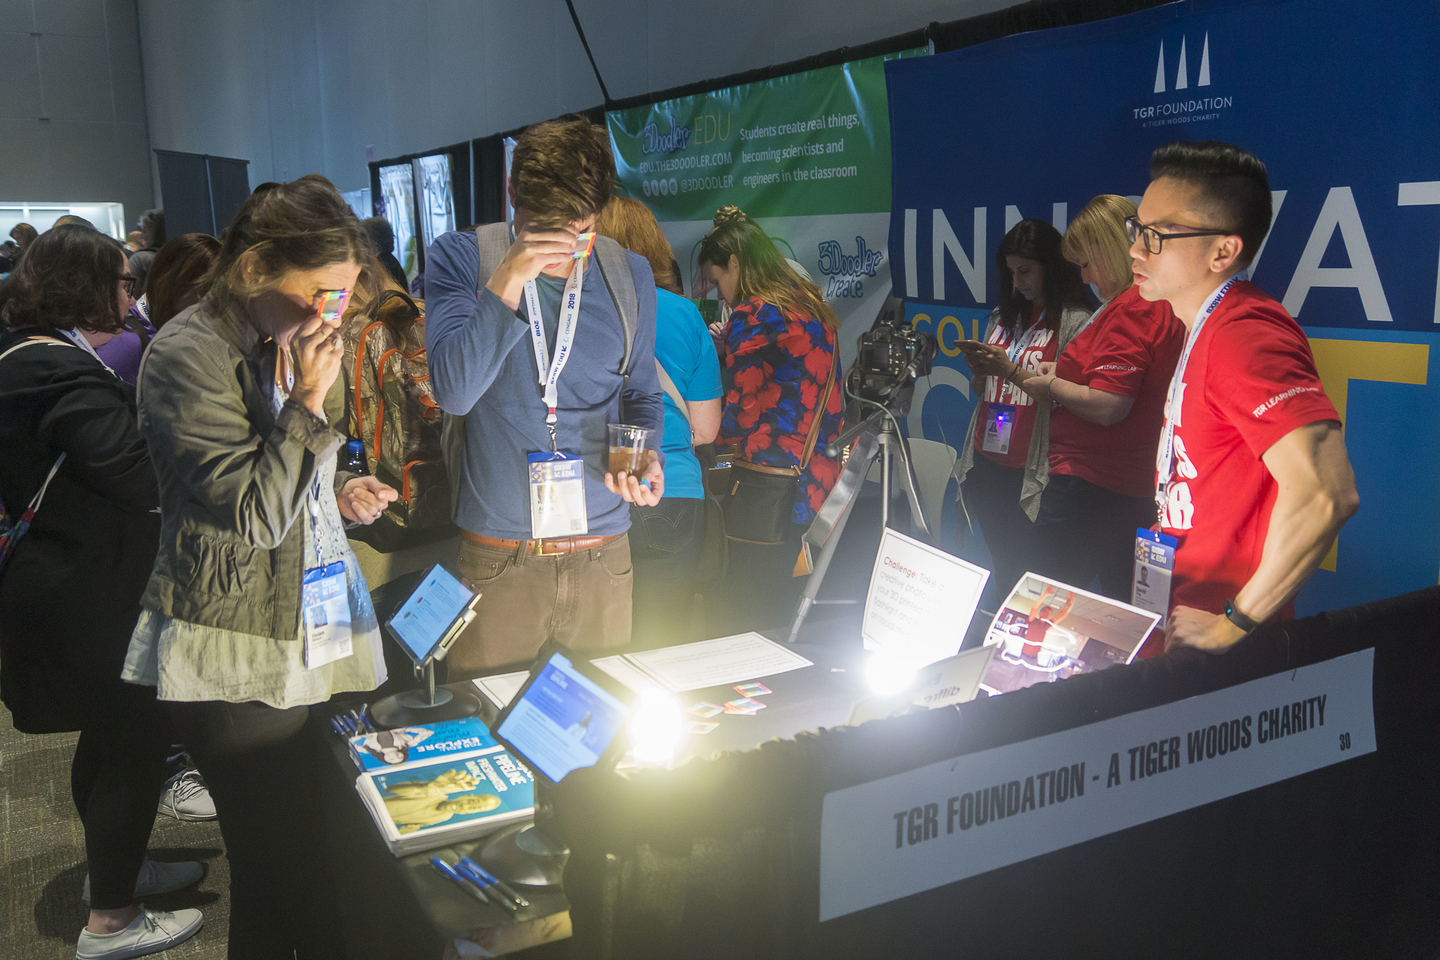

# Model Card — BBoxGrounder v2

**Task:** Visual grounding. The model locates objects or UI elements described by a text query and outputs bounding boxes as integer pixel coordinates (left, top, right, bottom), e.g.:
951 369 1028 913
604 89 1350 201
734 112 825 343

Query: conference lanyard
59 328 116 376
1003 311 1047 366
522 256 585 453
1154 275 1241 521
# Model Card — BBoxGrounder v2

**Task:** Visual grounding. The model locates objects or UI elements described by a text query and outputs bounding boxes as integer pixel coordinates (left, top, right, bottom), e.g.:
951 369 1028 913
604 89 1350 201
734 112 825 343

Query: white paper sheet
623 633 814 693
591 655 667 697
471 670 528 710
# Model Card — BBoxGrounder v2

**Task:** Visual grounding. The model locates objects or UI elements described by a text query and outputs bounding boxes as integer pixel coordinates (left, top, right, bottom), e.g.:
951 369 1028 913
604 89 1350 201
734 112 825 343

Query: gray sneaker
81 859 204 906
157 769 216 821
75 904 202 960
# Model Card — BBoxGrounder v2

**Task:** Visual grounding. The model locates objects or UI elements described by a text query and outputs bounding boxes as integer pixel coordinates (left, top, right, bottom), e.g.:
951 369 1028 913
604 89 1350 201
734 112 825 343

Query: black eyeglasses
120 274 139 297
1125 216 1233 255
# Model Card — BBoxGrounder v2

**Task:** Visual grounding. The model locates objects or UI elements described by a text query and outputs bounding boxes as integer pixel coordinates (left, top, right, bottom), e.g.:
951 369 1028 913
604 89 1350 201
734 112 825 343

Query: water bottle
344 440 369 476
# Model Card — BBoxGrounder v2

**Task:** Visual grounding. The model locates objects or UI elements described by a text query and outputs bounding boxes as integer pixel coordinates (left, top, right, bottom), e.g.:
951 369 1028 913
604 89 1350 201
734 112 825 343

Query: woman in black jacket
0 225 203 959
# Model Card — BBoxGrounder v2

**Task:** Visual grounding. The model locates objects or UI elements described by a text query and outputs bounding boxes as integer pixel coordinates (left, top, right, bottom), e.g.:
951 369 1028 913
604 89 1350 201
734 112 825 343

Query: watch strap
1223 598 1260 634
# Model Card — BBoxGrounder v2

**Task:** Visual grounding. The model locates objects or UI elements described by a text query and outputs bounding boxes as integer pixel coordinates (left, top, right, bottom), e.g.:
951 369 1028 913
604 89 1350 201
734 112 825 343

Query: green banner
607 51 921 223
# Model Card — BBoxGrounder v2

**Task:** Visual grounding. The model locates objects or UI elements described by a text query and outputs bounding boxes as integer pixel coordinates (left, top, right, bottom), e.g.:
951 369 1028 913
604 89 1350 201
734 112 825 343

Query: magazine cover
355 748 536 857
347 716 503 773
979 573 1162 697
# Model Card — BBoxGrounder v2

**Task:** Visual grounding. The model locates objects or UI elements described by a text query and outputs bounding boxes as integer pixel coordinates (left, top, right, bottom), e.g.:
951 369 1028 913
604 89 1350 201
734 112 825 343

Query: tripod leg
787 493 858 644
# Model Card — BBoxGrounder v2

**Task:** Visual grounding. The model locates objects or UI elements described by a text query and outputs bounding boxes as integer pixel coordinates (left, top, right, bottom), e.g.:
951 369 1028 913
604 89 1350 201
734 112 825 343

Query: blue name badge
302 560 352 669
527 451 588 540
1132 528 1178 617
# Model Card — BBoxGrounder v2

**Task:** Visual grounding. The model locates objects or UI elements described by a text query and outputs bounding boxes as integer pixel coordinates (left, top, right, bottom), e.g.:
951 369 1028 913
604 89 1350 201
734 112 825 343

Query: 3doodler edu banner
607 51 921 366
885 0 1440 614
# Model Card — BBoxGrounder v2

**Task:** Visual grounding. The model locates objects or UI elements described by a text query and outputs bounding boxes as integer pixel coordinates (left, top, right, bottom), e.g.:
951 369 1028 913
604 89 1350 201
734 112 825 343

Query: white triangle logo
1198 33 1211 86
1154 42 1167 94
1176 36 1189 90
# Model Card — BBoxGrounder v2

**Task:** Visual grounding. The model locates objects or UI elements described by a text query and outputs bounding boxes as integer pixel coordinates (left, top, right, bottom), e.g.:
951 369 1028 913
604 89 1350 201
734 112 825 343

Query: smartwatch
1223 598 1260 635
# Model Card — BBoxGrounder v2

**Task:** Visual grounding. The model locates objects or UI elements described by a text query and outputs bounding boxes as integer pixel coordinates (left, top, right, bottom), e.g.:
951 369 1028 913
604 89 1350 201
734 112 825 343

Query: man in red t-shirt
1130 141 1360 653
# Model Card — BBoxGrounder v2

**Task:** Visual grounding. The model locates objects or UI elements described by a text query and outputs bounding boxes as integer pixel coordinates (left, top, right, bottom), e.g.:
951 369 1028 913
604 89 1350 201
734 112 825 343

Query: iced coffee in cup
607 423 655 476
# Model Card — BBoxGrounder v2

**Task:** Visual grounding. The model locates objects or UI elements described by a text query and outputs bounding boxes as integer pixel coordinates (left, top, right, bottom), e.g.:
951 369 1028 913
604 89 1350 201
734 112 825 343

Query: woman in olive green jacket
123 175 398 959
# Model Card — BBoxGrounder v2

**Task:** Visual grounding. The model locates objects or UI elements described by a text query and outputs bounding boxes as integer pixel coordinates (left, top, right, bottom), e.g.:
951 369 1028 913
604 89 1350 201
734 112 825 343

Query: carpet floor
0 705 228 959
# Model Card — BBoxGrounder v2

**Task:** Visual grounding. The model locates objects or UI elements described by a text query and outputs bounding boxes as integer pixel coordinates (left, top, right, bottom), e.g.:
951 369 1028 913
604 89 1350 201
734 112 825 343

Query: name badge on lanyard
302 484 352 669
982 404 1017 454
528 451 589 539
1131 527 1177 616
522 251 590 539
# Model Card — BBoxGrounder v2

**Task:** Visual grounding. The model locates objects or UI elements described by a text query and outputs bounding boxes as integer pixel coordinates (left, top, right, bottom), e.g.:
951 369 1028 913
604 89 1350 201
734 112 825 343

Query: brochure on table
861 527 990 666
472 633 813 709
979 572 1161 697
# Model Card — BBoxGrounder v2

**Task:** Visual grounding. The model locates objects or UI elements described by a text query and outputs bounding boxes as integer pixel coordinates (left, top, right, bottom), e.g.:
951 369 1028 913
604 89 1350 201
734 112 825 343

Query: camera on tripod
850 297 939 409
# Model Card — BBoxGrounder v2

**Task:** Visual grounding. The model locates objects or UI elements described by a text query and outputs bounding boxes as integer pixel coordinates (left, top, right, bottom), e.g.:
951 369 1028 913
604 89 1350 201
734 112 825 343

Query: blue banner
886 0 1439 613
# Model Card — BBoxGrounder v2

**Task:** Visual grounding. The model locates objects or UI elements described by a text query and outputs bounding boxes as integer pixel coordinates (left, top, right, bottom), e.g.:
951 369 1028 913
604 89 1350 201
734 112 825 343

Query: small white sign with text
819 648 1377 921
862 528 989 666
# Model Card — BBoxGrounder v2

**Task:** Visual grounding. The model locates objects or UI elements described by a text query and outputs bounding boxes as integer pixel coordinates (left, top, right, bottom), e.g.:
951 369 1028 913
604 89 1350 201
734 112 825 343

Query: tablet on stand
481 641 636 886
370 564 484 728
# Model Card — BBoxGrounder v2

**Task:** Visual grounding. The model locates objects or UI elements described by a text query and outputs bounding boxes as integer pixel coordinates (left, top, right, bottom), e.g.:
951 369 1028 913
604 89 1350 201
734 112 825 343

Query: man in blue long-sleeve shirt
425 119 665 674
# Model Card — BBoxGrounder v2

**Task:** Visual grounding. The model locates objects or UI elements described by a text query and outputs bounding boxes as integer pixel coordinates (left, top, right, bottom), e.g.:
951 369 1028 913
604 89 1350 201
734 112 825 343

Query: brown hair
594 197 681 294
147 233 222 328
510 118 616 228
205 174 373 312
1061 195 1138 296
0 224 129 334
697 206 838 330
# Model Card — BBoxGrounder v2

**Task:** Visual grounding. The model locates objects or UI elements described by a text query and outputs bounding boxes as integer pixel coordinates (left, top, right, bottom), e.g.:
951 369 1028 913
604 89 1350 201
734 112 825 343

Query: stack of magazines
349 717 535 857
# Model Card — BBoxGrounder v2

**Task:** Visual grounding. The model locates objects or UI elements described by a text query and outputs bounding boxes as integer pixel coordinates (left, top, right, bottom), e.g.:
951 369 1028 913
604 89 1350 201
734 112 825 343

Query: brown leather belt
733 459 801 478
461 530 621 556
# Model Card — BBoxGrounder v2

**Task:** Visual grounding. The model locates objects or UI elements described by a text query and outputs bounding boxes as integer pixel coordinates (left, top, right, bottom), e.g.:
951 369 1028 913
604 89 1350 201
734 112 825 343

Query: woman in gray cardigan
955 220 1094 603
123 176 397 959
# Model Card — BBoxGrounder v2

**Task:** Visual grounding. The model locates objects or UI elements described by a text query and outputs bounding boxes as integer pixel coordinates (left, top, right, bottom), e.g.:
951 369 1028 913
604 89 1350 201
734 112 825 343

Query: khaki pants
447 533 634 677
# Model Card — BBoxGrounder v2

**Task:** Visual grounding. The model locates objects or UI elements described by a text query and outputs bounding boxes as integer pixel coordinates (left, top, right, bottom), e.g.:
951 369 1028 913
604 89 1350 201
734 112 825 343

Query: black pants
709 522 806 638
961 453 1039 603
168 700 343 960
630 498 704 649
70 676 172 910
1033 473 1157 601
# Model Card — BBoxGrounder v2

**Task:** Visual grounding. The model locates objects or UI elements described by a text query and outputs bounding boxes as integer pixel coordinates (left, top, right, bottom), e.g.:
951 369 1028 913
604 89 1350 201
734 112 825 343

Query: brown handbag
722 353 839 545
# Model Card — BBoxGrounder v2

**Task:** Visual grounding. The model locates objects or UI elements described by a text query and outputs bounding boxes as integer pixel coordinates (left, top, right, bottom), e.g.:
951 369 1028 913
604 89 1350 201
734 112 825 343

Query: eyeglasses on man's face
120 274 139 297
1125 216 1234 255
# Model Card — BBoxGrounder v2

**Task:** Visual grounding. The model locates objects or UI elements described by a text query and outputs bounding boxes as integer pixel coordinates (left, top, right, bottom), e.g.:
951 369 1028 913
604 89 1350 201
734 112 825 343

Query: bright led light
630 690 683 764
865 650 920 696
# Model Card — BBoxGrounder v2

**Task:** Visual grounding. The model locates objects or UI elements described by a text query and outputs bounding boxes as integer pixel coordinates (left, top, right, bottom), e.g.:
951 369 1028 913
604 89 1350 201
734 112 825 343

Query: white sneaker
81 859 204 906
157 770 216 821
75 904 202 960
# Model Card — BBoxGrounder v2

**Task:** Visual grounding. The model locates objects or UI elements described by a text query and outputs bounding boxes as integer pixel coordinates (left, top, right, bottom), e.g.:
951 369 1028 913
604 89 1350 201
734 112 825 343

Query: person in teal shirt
596 198 722 647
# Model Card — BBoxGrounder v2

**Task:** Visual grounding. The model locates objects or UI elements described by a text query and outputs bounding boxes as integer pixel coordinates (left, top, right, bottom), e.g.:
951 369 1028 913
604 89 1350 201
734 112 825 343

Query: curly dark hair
0 225 129 334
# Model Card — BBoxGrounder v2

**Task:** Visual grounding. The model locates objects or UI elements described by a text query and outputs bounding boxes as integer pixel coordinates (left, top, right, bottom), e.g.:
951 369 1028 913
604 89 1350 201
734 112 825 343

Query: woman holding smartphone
954 219 1093 604
122 175 396 959
967 196 1185 605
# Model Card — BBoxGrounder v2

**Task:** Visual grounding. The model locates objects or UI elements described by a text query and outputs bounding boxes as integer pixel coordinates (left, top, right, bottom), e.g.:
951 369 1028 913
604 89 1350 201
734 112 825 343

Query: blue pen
329 717 347 737
349 709 367 733
454 859 519 911
429 857 490 905
459 858 530 909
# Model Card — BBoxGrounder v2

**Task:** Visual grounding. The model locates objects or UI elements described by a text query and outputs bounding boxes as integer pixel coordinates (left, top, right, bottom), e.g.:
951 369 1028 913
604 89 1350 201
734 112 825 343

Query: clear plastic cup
607 423 656 476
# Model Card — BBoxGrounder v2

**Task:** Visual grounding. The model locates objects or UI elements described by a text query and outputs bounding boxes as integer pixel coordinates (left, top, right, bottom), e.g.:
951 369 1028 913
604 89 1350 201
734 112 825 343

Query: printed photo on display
979 573 1161 696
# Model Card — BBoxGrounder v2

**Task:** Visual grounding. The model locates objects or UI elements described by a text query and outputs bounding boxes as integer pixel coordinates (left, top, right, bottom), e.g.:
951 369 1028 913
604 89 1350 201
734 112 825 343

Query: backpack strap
0 337 73 364
591 235 638 390
474 223 512 293
655 359 692 446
